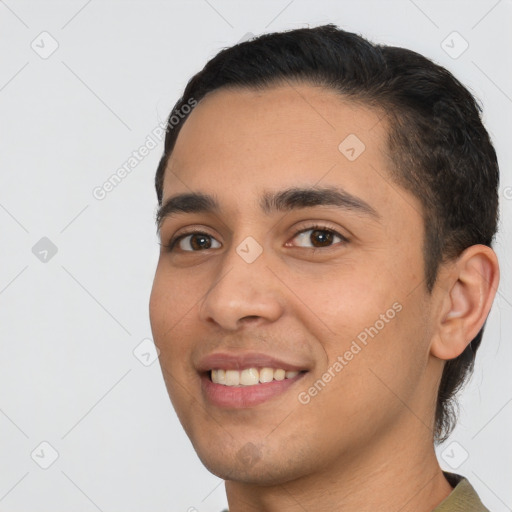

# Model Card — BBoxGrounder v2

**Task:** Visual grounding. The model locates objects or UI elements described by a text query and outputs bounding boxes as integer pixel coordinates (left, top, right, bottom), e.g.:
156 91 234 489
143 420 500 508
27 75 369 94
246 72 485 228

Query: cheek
149 266 202 415
149 263 204 342
297 305 430 453
288 261 397 339
300 261 429 405
149 264 201 393
339 298 430 407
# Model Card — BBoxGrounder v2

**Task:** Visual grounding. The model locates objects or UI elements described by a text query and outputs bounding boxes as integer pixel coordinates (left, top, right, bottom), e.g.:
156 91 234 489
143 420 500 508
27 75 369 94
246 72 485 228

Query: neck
224 418 453 512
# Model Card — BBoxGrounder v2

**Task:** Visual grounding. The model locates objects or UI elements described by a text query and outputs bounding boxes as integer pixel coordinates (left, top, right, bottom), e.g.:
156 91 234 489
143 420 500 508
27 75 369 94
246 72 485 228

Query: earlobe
430 244 500 361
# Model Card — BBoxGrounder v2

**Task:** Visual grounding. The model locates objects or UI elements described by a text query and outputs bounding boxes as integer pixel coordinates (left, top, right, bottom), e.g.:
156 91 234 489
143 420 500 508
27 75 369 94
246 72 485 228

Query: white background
0 1 511 510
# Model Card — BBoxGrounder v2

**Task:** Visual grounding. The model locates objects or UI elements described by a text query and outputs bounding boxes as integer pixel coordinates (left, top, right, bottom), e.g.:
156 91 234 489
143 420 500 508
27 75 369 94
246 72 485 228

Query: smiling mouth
210 367 307 387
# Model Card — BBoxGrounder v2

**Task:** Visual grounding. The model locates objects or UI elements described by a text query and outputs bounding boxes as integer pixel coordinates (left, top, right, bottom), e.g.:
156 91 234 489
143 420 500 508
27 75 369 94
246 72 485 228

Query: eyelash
161 224 348 253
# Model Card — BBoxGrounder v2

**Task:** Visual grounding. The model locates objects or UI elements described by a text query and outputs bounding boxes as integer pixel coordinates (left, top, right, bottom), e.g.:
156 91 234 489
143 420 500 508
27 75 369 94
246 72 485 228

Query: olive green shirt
433 472 489 511
221 472 489 511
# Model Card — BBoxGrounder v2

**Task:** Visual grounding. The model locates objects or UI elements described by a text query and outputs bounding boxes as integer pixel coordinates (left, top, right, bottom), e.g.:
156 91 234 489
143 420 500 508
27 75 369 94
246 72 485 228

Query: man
149 25 500 511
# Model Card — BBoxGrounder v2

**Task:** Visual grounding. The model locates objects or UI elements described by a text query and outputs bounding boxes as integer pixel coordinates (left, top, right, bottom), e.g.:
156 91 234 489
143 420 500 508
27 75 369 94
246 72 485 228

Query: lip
197 351 310 408
201 371 307 408
196 351 309 372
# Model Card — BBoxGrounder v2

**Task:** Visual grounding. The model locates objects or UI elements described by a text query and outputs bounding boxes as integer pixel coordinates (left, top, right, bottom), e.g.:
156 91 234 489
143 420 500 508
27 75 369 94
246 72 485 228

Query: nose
199 241 285 331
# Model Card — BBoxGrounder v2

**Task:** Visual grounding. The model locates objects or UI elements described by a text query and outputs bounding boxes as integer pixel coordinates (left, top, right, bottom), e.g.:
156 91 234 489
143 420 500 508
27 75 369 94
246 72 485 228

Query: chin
194 441 312 487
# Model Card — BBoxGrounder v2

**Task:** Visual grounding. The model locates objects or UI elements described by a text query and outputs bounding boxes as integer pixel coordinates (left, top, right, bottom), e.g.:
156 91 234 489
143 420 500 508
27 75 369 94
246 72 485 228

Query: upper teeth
211 368 300 386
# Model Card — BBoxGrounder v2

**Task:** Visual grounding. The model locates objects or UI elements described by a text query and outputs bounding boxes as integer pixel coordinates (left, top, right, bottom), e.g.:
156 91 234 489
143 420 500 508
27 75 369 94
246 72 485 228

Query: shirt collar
432 472 489 511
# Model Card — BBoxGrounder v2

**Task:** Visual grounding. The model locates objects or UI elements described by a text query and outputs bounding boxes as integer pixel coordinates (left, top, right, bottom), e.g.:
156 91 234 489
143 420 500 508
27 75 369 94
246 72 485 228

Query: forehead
162 84 417 222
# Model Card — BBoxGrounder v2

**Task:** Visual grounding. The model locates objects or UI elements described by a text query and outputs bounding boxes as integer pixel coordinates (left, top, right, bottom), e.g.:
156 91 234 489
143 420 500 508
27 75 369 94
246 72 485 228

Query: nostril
241 315 260 322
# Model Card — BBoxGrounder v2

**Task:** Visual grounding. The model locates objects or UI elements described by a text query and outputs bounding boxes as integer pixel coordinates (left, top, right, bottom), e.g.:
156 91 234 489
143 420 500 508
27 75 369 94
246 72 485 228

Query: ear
430 244 500 360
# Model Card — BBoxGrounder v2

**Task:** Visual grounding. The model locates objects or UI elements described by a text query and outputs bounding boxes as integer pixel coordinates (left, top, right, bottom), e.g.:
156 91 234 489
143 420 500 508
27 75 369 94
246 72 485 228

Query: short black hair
154 24 499 443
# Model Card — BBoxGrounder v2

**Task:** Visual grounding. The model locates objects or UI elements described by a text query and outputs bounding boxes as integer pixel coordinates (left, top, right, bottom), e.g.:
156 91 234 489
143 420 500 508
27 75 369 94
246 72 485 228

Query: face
150 84 437 485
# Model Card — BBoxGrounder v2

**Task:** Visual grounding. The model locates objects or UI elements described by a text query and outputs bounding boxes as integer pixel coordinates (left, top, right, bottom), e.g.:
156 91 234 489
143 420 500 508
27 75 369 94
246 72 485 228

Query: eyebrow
156 186 379 229
156 192 219 228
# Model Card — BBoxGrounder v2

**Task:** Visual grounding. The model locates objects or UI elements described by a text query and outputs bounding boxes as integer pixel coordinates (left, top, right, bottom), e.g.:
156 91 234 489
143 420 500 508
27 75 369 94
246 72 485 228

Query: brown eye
309 229 334 247
171 232 221 252
290 226 347 249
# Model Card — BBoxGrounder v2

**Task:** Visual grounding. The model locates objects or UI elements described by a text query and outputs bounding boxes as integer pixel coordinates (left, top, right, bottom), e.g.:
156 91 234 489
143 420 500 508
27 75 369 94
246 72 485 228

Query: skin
149 84 499 511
